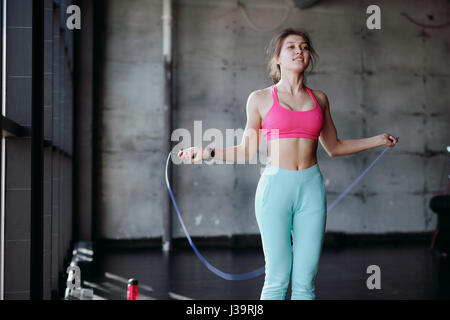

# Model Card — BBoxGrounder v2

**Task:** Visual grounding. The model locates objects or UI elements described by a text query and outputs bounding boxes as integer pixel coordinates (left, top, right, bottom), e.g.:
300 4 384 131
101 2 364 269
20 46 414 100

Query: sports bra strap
305 87 319 107
271 85 278 103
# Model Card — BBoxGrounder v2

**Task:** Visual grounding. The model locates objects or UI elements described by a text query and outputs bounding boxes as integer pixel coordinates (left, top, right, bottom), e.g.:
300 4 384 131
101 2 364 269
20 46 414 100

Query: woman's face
276 34 310 74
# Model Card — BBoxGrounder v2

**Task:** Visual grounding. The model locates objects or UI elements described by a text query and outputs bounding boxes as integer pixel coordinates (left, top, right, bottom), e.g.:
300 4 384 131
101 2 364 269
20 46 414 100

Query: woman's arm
178 90 262 164
318 92 399 157
214 90 262 163
333 136 384 157
212 145 245 163
318 92 339 157
334 134 398 157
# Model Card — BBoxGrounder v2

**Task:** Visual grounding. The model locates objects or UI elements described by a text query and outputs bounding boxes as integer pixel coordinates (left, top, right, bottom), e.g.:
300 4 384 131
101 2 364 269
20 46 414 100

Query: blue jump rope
165 146 391 280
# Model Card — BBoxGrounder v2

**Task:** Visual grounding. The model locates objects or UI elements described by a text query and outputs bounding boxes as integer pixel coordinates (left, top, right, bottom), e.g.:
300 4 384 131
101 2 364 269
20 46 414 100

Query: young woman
178 28 399 300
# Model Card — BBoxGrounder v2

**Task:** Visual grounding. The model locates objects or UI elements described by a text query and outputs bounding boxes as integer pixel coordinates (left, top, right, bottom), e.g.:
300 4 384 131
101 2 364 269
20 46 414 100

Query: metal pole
162 0 173 252
0 0 5 300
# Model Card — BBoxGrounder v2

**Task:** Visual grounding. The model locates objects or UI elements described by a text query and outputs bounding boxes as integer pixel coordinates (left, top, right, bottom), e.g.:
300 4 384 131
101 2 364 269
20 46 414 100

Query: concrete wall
98 0 450 240
98 0 165 239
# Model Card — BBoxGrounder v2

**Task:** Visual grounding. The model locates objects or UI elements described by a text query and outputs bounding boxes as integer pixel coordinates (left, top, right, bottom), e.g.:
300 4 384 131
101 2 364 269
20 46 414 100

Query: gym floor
82 243 450 300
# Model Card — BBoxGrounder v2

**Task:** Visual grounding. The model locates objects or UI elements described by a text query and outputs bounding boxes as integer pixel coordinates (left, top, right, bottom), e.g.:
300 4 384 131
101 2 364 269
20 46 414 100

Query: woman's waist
266 157 318 171
262 161 322 180
263 140 320 175
266 138 317 160
267 149 317 167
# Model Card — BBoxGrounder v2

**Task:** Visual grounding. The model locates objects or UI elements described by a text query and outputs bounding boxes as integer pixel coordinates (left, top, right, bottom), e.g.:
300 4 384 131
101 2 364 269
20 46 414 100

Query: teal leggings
254 163 327 300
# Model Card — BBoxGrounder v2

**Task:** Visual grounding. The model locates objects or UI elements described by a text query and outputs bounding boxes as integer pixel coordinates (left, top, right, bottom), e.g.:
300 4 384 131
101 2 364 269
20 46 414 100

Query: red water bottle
127 278 138 300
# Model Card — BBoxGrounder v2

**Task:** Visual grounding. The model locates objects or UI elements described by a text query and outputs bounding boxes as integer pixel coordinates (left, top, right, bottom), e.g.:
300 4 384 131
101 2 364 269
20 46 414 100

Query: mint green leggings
254 163 327 300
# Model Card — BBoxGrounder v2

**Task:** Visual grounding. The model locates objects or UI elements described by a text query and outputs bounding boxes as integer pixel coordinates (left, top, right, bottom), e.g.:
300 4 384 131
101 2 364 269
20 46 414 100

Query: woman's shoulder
248 86 273 104
251 85 273 96
308 87 329 110
246 86 274 117
308 87 327 99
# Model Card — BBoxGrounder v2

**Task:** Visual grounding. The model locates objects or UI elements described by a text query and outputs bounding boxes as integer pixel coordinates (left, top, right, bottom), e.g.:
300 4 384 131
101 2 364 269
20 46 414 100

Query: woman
178 28 399 300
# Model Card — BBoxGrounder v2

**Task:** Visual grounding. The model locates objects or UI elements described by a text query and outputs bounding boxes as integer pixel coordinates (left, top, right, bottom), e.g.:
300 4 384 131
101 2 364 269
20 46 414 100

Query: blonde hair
266 28 319 84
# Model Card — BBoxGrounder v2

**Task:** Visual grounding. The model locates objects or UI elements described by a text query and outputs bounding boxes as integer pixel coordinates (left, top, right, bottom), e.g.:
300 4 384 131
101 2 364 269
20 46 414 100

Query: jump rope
165 145 392 280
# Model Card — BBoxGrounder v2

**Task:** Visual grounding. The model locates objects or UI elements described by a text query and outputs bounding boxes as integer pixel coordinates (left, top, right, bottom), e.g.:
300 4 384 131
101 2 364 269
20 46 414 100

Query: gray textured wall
98 0 450 240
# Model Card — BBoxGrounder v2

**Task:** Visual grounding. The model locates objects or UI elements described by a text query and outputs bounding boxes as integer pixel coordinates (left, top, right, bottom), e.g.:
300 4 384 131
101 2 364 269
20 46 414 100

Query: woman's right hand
177 146 204 163
380 133 399 148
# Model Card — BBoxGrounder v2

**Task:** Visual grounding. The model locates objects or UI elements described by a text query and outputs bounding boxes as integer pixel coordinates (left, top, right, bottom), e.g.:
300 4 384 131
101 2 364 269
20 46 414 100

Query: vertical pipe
0 0 5 300
92 0 105 247
162 0 173 252
1 0 4 117
74 0 94 242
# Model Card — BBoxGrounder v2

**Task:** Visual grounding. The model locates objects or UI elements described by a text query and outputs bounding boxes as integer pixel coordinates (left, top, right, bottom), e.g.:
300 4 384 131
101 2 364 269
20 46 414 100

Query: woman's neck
276 72 306 95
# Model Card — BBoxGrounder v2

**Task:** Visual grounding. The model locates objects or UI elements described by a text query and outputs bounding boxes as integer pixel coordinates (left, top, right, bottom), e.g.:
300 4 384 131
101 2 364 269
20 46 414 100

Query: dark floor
81 244 450 300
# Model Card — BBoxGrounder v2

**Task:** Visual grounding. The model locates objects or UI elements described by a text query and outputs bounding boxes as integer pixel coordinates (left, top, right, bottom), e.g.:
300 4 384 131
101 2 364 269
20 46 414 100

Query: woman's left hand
380 133 399 148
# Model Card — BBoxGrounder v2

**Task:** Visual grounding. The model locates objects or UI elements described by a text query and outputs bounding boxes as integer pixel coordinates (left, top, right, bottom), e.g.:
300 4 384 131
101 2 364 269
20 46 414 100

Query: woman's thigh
291 172 327 277
254 173 297 265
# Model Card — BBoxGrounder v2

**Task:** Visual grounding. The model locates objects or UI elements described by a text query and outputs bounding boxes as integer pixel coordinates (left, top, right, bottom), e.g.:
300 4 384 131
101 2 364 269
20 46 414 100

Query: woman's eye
288 46 309 50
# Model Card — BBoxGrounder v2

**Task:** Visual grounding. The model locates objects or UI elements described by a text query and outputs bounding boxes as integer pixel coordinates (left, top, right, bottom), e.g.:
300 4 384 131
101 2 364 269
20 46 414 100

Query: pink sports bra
262 85 323 140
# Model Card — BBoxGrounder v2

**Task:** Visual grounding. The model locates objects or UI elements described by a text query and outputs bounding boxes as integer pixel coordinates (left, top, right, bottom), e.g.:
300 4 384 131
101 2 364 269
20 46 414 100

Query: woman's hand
177 147 210 163
380 133 399 148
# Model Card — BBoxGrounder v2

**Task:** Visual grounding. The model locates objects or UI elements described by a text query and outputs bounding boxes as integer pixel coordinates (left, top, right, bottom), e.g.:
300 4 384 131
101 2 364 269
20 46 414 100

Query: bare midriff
266 137 318 171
